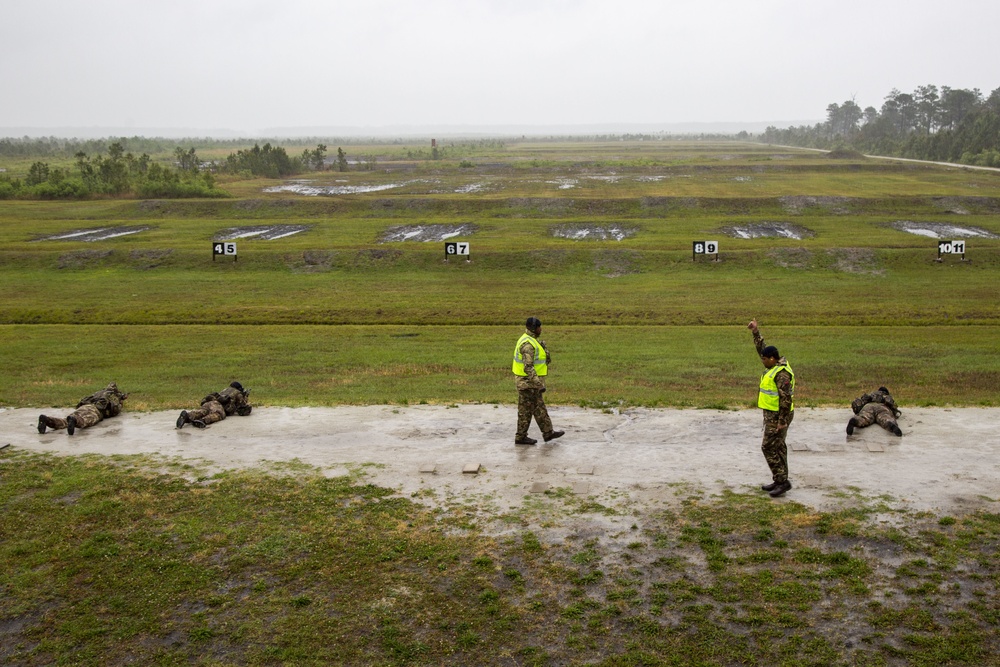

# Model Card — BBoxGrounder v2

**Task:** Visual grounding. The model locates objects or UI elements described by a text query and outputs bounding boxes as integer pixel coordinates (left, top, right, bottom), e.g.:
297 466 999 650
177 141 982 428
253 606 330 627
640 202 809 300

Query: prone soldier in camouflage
847 386 902 436
748 320 795 498
37 382 129 435
176 381 252 429
512 317 565 445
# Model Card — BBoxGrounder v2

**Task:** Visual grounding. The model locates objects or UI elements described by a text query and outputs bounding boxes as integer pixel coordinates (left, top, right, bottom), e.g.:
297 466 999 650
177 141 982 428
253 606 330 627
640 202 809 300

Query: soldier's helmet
878 386 890 393
230 381 245 392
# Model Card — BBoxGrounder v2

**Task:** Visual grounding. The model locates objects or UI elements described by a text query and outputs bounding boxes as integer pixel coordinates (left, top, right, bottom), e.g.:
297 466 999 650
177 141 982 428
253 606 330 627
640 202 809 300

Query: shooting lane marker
572 482 590 495
418 463 438 474
529 482 550 493
462 463 482 474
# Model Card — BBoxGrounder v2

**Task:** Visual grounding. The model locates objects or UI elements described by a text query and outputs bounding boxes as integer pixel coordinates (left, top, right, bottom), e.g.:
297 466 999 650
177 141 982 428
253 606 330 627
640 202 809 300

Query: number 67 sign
444 241 470 261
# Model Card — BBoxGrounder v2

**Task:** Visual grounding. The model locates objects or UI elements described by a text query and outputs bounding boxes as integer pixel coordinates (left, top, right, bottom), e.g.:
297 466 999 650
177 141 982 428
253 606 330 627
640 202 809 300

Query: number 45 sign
213 242 237 262
444 241 470 261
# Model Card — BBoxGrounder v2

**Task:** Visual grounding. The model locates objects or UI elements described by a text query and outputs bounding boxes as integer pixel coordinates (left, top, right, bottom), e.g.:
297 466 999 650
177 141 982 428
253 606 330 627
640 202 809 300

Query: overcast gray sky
2 0 998 135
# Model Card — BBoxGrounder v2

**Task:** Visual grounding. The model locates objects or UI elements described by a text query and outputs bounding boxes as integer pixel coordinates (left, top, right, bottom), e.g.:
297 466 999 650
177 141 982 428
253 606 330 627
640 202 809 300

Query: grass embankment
2 451 998 666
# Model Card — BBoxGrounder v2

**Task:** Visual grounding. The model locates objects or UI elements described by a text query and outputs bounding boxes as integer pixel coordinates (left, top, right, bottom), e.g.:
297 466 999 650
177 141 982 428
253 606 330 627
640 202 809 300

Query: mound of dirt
826 248 883 275
767 248 813 269
718 222 815 240
889 221 999 239
779 196 854 215
36 226 152 242
58 249 113 269
214 225 311 241
379 223 478 243
592 249 642 277
285 250 335 273
551 224 638 241
128 249 173 270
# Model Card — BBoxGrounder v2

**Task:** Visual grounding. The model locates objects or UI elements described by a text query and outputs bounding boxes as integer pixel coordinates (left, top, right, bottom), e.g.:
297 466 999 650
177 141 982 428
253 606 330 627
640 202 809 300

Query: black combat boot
176 411 189 429
66 415 77 435
769 480 792 498
761 481 779 491
514 436 537 445
192 420 207 429
891 425 902 437
37 415 48 434
543 430 565 442
846 418 858 435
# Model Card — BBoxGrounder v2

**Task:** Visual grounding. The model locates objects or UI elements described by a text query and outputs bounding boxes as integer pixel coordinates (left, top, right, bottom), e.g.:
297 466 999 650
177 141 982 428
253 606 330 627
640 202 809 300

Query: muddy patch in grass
379 223 478 243
593 249 642 277
35 226 153 242
889 221 999 239
718 222 815 240
128 249 173 270
826 248 884 275
779 196 855 215
286 250 335 273
264 179 424 196
58 249 113 269
214 225 311 241
551 224 638 241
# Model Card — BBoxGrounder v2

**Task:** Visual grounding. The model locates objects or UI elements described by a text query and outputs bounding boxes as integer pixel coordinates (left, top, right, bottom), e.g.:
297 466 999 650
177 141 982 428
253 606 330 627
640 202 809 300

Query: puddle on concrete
552 224 638 241
35 226 152 242
214 225 311 241
264 179 424 195
718 222 814 240
379 223 478 243
890 221 999 239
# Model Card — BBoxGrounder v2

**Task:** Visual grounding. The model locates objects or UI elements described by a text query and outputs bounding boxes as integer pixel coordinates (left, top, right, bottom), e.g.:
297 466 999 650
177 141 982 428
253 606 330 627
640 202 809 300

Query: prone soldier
176 381 252 429
37 382 129 435
848 386 903 436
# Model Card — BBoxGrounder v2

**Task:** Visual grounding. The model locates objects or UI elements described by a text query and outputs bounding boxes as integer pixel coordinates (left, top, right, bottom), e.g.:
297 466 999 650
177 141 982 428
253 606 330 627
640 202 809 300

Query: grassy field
2 140 1000 665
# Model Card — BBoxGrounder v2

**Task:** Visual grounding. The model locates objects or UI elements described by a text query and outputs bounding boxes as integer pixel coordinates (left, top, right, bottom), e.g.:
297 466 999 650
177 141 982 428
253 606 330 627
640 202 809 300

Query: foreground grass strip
1 324 998 409
2 451 999 665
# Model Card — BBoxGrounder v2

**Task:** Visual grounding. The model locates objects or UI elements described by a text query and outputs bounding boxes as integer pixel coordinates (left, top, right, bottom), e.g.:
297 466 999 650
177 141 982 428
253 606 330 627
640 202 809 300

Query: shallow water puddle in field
35 226 152 242
379 223 478 243
552 224 637 241
214 225 310 240
890 221 999 239
264 179 424 195
718 222 814 240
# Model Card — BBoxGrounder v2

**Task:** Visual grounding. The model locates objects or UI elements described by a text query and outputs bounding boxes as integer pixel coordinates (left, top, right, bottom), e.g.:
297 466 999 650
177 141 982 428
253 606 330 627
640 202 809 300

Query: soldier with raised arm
748 320 795 498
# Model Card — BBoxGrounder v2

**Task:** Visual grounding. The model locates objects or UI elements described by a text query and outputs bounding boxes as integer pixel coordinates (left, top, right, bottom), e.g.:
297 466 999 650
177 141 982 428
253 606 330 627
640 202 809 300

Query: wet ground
889 220 999 239
4 406 997 522
214 225 311 241
34 226 152 242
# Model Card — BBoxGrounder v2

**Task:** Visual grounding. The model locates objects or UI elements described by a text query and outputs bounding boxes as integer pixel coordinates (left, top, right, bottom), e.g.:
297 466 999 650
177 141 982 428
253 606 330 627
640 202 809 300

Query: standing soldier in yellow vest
748 319 795 497
512 317 565 445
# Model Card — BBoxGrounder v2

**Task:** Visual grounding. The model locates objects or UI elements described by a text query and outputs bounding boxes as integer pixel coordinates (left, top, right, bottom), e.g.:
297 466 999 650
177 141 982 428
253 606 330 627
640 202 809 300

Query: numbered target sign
444 241 470 259
212 242 237 262
937 240 965 255
692 240 719 261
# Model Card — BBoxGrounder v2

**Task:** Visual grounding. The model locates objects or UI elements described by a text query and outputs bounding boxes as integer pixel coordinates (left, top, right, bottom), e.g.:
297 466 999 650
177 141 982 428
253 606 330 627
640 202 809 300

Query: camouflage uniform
753 330 794 484
37 383 127 434
515 330 554 440
850 388 901 433
177 382 252 429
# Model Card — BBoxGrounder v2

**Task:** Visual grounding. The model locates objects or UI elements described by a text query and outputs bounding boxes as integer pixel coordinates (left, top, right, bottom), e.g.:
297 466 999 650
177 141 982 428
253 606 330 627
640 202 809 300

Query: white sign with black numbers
213 242 237 256
938 240 965 255
444 241 470 257
693 240 719 254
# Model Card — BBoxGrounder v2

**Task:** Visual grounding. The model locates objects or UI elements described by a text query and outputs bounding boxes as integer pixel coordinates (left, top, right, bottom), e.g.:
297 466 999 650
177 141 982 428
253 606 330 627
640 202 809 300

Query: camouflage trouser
761 410 794 484
854 403 898 432
186 400 227 426
41 404 104 431
516 389 553 439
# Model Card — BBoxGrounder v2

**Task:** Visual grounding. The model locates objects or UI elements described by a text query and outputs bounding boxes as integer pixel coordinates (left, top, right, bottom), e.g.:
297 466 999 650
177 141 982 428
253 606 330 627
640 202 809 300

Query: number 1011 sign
937 240 966 261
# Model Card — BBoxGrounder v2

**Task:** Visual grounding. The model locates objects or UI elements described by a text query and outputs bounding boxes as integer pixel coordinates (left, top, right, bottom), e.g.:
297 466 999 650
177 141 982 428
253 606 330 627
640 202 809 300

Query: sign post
936 240 966 262
444 241 470 262
692 240 719 262
213 242 237 262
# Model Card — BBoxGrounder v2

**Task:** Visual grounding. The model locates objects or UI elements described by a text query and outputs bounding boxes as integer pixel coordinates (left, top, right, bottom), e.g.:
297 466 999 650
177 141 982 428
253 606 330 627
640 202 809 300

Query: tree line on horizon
760 84 1000 167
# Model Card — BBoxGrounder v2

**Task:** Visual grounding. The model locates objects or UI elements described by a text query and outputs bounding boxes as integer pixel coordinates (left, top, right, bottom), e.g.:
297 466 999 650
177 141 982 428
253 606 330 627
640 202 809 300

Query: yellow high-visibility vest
512 333 547 376
758 363 794 412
